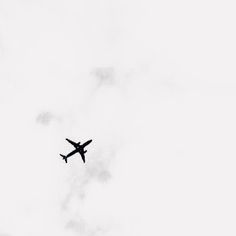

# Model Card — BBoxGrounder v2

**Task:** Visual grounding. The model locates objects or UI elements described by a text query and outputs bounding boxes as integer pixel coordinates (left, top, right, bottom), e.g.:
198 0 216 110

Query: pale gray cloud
36 111 54 125
91 67 115 87
0 234 11 236
65 219 106 236
60 144 118 236
86 163 111 183
61 146 115 211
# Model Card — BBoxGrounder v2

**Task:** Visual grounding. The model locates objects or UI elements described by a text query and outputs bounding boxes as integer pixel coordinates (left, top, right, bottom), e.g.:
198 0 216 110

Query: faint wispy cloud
36 111 59 125
61 148 114 210
91 67 115 87
65 219 106 236
61 144 118 236
0 233 11 236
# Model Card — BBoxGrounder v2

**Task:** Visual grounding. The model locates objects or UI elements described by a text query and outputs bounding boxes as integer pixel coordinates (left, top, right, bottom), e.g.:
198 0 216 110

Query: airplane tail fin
60 154 68 163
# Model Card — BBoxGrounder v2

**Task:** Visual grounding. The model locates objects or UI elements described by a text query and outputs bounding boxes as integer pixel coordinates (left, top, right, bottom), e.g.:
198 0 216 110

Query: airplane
60 138 92 163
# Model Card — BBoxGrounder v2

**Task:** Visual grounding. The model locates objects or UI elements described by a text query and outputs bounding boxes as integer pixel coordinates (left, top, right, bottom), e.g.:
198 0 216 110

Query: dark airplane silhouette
60 138 92 163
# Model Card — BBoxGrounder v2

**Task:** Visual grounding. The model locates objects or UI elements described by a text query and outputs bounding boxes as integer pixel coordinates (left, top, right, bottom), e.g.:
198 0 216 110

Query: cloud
61 145 115 210
0 234 11 236
65 219 106 236
60 142 119 236
91 67 116 88
36 112 54 125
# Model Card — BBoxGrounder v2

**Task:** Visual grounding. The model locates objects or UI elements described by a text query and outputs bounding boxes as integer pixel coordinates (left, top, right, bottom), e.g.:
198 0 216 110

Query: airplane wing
79 151 86 163
66 138 77 148
66 149 78 158
82 139 92 148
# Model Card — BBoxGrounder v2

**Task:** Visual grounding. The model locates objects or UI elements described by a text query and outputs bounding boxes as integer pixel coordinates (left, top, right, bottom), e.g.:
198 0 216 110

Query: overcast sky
0 0 236 235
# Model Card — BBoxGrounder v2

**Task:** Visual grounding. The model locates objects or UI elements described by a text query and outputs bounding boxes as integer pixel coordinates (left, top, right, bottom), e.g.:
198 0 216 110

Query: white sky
0 0 236 235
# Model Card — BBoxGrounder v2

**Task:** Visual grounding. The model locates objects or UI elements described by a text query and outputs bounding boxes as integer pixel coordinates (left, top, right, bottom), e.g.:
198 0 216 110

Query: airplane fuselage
60 139 92 163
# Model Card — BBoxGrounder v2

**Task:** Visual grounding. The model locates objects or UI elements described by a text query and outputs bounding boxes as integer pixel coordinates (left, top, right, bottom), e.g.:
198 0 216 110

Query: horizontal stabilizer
60 154 67 163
